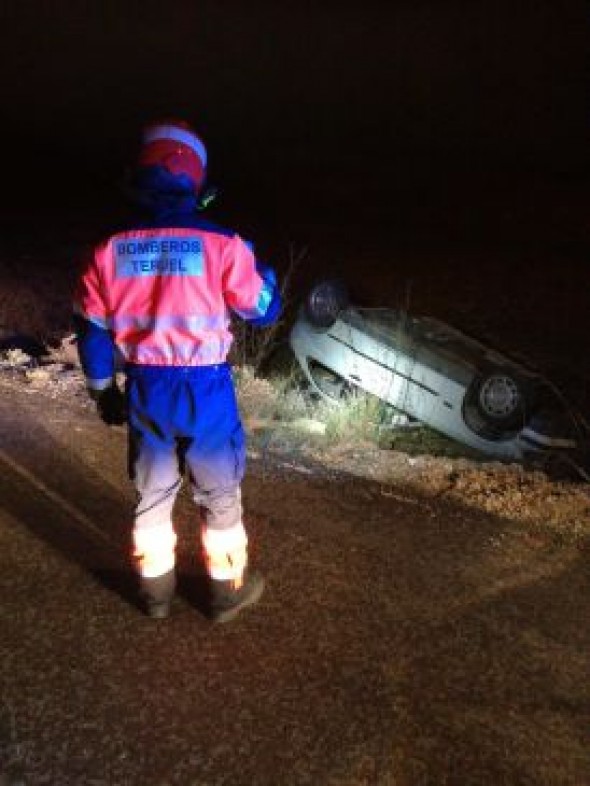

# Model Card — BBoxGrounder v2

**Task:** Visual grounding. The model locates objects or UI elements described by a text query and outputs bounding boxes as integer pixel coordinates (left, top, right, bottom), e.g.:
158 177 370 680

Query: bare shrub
229 244 306 372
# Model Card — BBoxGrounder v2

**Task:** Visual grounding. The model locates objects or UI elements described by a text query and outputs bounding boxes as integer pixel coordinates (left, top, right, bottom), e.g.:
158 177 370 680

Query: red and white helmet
138 120 207 192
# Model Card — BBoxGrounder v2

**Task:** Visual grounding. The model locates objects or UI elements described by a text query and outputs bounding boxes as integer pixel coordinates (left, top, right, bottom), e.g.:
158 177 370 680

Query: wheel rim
478 374 520 418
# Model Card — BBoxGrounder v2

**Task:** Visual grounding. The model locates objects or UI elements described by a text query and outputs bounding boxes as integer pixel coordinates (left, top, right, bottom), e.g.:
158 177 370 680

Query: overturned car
290 281 581 461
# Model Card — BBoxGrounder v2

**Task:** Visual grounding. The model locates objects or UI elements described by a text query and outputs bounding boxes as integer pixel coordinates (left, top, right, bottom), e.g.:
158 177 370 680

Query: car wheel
304 280 349 329
463 368 529 437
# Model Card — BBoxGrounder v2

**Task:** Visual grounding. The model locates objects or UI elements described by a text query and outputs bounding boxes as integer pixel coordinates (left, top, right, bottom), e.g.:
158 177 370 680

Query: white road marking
0 446 114 546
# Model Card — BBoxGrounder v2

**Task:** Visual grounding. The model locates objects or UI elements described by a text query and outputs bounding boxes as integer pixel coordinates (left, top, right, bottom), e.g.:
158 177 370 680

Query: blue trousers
126 363 246 533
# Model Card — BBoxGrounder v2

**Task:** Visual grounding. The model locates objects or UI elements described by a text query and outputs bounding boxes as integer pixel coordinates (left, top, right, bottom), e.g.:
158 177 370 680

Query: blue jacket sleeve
73 313 116 391
246 262 282 327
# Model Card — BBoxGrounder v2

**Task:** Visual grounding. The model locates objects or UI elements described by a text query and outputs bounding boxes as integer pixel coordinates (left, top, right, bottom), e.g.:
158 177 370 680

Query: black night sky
2 2 585 220
1 1 588 393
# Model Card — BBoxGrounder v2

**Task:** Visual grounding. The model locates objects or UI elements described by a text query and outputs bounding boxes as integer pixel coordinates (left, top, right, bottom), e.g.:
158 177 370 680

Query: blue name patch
115 237 203 278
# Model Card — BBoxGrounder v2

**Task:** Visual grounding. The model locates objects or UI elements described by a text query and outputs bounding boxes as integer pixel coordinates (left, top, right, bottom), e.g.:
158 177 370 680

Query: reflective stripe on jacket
74 226 275 371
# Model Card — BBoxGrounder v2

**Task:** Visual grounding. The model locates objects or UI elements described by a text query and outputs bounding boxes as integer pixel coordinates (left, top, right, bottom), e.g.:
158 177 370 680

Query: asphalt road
0 379 589 785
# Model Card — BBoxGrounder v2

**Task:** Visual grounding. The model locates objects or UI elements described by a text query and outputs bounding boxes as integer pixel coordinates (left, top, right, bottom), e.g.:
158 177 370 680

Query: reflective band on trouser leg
201 523 248 588
133 522 177 579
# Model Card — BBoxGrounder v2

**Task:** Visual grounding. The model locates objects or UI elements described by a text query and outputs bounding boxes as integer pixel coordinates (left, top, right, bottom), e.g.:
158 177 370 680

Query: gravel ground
0 372 589 785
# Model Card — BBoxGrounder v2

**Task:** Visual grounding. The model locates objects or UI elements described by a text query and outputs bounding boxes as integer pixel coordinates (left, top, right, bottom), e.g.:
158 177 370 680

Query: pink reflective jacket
74 227 274 367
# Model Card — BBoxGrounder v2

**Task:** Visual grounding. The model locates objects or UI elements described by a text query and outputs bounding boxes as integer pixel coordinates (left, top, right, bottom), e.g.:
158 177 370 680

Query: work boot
140 569 176 619
208 570 265 623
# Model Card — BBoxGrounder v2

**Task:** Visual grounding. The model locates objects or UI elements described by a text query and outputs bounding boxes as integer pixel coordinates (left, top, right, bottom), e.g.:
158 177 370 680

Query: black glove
90 384 127 426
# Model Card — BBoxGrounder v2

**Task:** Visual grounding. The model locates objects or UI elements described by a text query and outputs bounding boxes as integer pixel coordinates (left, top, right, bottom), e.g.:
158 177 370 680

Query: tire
304 280 349 329
463 367 530 438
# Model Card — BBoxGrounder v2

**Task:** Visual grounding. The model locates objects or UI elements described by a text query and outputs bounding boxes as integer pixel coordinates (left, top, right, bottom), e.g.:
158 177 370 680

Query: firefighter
73 120 281 621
